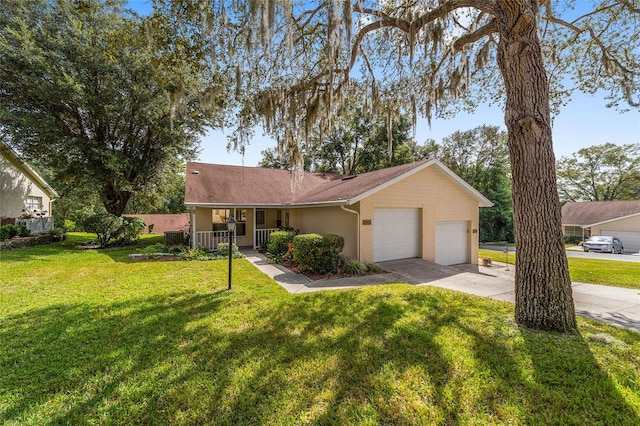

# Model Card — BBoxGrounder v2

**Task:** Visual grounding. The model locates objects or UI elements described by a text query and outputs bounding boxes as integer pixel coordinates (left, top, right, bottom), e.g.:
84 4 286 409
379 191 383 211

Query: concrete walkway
243 251 640 333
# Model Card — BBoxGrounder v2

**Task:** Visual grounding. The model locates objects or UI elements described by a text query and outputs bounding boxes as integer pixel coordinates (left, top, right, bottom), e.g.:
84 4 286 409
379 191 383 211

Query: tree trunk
102 183 132 217
496 1 576 331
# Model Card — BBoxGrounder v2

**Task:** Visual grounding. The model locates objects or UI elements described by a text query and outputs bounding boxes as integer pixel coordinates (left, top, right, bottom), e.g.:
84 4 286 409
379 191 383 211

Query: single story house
185 159 492 266
561 200 640 252
1 140 58 232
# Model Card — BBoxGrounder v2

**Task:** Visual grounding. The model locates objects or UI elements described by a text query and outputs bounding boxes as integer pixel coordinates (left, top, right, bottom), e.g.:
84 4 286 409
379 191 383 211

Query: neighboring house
0 141 58 232
185 159 493 266
561 200 640 253
124 213 190 234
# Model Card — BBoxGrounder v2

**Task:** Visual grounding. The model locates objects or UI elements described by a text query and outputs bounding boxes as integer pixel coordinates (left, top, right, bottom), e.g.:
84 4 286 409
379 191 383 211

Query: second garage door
435 221 469 265
601 230 640 253
373 209 420 262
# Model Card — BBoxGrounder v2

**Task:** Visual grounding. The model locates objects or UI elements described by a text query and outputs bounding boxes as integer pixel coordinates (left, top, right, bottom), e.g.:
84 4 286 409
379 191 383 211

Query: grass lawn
478 248 640 290
1 234 639 425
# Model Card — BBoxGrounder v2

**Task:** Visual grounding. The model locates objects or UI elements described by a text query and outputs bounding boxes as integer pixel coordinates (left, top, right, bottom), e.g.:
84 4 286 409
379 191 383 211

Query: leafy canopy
556 143 640 202
0 0 225 216
427 125 513 243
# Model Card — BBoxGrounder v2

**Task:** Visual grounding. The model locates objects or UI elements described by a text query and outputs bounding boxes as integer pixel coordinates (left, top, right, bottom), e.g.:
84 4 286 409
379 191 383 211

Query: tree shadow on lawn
1 285 638 424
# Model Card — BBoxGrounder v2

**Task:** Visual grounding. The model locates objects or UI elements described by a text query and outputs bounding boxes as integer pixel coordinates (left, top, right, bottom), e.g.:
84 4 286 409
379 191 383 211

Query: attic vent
341 175 356 181
192 170 200 174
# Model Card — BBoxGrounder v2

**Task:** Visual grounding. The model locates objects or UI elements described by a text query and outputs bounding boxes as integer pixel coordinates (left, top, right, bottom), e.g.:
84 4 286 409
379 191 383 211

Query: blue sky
125 0 639 166
202 92 638 167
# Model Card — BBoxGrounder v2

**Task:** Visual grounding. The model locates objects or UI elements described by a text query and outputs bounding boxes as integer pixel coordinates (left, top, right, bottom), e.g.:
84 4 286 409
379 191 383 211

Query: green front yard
1 234 639 424
478 248 640 290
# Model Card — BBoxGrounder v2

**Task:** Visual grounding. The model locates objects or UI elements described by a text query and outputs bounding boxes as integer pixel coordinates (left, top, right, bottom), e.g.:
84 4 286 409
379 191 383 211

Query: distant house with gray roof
561 200 640 252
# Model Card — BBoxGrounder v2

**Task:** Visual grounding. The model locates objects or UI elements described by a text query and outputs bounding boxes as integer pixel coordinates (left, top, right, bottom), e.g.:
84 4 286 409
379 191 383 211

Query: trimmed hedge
0 224 30 241
266 231 296 256
292 233 344 274
565 235 583 245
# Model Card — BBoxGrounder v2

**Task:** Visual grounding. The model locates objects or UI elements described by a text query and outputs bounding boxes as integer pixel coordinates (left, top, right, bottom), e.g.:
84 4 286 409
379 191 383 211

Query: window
565 226 583 237
256 209 266 229
216 208 247 236
26 196 42 212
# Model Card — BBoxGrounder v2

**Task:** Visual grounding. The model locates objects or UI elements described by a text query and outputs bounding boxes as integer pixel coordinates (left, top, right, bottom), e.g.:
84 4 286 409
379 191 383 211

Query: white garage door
435 221 469 265
602 230 640 253
373 209 420 262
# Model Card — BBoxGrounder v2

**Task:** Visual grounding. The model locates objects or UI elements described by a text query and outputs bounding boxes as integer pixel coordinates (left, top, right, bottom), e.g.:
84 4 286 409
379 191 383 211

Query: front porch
190 206 287 250
194 228 277 250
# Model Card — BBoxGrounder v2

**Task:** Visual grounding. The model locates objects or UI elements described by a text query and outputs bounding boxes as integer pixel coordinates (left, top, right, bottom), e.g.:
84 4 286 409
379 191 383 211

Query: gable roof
0 141 58 199
185 159 493 208
561 200 640 227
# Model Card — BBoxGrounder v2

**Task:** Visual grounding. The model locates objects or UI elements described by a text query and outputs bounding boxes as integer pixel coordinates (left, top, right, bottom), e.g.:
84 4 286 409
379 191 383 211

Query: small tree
83 212 145 247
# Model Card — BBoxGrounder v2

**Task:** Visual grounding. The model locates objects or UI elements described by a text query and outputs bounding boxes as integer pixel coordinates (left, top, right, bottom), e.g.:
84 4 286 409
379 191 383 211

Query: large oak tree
161 1 638 331
0 0 224 216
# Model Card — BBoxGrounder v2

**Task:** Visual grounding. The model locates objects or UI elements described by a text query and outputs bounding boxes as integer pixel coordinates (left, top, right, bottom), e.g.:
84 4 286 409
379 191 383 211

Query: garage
435 221 469 265
373 209 420 262
602 230 640 253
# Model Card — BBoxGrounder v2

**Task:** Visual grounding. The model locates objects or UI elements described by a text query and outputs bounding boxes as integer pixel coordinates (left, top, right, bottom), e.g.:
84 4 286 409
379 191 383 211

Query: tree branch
413 0 501 29
453 19 498 51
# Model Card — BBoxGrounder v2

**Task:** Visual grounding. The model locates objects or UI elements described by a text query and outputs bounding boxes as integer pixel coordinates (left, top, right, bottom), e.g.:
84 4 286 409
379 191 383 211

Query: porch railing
195 231 233 250
16 217 54 234
255 228 277 250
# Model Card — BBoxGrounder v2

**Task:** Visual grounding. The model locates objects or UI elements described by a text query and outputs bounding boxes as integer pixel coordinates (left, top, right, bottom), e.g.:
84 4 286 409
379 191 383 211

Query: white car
583 236 624 254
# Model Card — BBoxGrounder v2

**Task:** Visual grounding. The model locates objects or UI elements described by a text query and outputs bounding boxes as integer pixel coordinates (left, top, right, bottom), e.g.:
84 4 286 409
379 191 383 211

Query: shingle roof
185 159 493 207
561 200 640 226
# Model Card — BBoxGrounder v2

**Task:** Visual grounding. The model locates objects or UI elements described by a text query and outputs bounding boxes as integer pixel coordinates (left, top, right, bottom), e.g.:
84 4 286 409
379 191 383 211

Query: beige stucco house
1 141 58 229
185 159 493 266
561 200 640 253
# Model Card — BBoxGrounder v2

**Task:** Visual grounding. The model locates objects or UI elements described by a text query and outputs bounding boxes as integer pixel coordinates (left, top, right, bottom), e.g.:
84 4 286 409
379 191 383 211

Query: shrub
267 252 285 264
83 212 124 247
266 231 296 256
17 224 31 237
141 243 169 255
180 247 214 261
565 235 582 245
179 243 245 261
48 227 67 239
0 225 19 241
120 216 146 244
63 219 77 232
82 213 145 247
344 259 366 275
365 263 382 273
292 233 344 274
216 242 244 258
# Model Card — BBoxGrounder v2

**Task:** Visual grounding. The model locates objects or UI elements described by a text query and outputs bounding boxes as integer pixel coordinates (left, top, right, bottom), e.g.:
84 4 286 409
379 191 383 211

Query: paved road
481 245 640 263
565 250 640 263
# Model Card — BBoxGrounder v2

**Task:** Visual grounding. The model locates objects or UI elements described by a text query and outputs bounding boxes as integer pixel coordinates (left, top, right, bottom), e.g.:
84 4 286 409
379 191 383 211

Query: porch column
253 207 257 249
191 207 197 248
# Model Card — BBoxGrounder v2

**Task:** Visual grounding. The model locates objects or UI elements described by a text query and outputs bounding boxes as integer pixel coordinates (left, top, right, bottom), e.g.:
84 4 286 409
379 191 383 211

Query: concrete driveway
244 251 640 333
381 258 640 333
